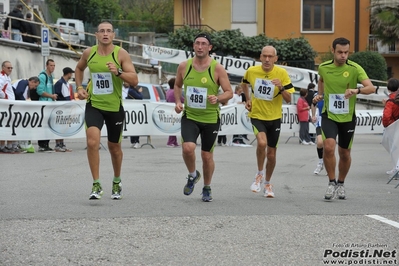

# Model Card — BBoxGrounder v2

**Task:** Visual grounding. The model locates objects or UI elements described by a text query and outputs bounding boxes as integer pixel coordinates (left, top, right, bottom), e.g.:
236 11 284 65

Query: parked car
133 83 166 102
50 25 80 48
56 18 85 45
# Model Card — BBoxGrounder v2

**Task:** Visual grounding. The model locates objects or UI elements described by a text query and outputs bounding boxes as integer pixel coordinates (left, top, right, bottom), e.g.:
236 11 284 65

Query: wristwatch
116 68 123 76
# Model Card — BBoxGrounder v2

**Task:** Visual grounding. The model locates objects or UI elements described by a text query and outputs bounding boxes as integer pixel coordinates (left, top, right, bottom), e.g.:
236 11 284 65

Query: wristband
77 86 84 91
357 88 361 94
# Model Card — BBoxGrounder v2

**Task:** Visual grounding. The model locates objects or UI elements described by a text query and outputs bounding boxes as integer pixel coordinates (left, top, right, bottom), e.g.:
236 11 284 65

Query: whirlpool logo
152 106 181 133
48 102 85 137
241 109 252 131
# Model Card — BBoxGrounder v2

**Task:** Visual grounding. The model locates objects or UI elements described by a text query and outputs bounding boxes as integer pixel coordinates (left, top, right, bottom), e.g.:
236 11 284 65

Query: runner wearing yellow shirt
242 45 295 198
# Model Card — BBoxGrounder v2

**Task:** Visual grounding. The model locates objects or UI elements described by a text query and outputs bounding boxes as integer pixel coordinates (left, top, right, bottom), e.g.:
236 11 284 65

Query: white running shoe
324 182 336 200
301 141 310 145
263 184 275 198
131 143 140 149
314 163 324 175
335 184 346 200
250 174 263 193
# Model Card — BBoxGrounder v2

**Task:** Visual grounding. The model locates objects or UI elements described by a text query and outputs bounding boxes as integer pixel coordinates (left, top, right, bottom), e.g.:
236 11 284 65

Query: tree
349 51 388 82
55 0 122 25
370 0 399 45
168 27 317 69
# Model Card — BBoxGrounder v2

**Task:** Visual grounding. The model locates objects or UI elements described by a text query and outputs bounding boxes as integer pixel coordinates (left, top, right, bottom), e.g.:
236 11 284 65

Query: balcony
368 35 399 54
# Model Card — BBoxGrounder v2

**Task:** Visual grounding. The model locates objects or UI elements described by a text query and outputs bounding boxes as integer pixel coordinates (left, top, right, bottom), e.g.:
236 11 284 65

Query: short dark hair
307 83 315 90
332 37 350 49
387 78 399 92
98 21 113 31
300 88 308 97
29 76 40 83
26 13 32 19
46 59 54 65
16 4 23 10
194 32 212 45
168 77 176 89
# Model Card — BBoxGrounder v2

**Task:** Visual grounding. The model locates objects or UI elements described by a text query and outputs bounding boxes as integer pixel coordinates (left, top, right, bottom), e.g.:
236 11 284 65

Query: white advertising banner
0 100 384 140
142 44 389 101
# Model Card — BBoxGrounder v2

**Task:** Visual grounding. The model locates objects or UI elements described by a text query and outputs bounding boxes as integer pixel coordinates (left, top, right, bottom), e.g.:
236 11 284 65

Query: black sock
337 180 344 185
329 179 337 185
317 148 323 159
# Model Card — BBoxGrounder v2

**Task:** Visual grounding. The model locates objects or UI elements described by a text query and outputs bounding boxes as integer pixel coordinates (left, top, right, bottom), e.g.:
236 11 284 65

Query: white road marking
366 215 399 229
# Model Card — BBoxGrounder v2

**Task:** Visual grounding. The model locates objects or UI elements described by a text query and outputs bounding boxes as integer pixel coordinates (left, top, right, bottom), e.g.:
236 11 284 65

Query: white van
56 18 85 44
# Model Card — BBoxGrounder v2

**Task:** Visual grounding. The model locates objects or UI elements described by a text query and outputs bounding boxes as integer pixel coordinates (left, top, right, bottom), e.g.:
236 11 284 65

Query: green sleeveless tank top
183 58 220 123
86 45 123 112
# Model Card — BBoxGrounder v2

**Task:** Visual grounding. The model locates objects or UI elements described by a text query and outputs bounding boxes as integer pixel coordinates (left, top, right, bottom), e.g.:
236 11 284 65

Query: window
232 0 256 23
302 0 333 32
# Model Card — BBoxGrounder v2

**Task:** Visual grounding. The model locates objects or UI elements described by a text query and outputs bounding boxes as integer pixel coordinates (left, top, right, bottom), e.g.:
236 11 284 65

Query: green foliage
55 0 122 25
53 0 173 34
168 27 318 69
370 3 399 45
349 51 388 82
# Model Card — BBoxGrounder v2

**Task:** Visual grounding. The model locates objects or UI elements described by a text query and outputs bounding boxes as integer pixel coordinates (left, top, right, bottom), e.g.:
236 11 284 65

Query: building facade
174 0 398 79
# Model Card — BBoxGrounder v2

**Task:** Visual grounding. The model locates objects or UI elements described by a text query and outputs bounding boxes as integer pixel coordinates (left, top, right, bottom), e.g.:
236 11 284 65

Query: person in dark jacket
12 76 40 100
125 82 143 149
22 13 38 44
3 4 26 42
53 67 75 152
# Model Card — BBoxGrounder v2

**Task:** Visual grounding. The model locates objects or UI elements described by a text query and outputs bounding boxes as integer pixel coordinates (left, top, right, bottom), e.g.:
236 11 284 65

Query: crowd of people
2 4 39 44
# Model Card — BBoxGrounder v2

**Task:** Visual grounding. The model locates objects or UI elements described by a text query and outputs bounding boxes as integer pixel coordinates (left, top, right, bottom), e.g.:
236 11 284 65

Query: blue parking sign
41 27 50 56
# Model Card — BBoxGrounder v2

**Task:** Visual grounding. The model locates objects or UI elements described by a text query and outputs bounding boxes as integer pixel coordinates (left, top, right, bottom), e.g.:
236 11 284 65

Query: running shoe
324 182 336 200
62 144 72 152
301 141 310 145
263 184 275 198
335 184 346 200
111 181 122 200
131 143 140 149
89 182 103 200
314 163 324 175
201 186 213 202
55 145 66 152
250 174 263 193
183 170 201 195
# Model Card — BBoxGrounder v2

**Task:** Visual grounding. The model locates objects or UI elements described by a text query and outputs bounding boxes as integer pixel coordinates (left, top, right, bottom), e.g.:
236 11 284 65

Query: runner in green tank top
174 33 233 202
75 21 138 200
313 37 375 201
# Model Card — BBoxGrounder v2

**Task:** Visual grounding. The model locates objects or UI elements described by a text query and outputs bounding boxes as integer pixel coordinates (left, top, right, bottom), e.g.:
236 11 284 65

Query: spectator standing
305 83 316 106
313 37 375 200
229 84 250 146
243 45 295 198
166 77 183 147
53 67 75 152
174 33 233 202
12 76 40 153
311 91 325 175
3 4 26 42
124 82 143 149
382 78 399 175
22 13 38 44
297 88 314 145
0 61 25 153
75 21 138 200
37 59 57 152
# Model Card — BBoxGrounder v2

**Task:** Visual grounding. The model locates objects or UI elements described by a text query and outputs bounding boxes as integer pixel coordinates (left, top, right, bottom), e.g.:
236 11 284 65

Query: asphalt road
1 133 398 266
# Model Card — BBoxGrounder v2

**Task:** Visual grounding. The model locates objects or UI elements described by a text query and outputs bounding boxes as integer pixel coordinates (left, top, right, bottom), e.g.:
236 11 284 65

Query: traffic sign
41 27 50 57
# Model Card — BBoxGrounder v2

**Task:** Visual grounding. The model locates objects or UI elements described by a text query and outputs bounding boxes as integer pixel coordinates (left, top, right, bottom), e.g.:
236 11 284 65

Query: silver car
50 25 80 48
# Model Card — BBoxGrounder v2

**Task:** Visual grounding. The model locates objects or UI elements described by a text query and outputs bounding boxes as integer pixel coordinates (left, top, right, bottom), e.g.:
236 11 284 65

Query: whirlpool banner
0 100 383 140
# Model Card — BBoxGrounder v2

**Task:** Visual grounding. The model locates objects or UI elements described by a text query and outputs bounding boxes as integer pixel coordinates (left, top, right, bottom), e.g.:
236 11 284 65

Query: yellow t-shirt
243 65 294 121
